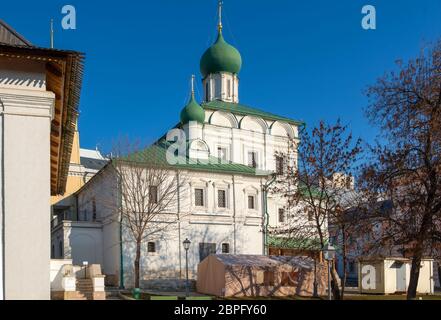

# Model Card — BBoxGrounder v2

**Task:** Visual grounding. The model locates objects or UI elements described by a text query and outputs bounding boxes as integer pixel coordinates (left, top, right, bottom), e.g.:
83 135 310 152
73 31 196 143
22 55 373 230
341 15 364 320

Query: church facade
66 7 304 288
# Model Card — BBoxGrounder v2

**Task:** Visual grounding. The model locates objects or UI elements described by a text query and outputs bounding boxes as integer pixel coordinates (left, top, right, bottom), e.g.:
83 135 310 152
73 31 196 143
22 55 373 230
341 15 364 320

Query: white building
57 5 304 289
0 20 83 299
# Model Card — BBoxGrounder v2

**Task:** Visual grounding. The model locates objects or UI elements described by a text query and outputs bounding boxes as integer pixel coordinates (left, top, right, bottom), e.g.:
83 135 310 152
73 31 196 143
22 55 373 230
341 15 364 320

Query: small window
227 79 231 97
195 188 204 207
217 147 227 161
307 210 314 222
199 243 216 262
147 242 156 253
218 190 227 208
222 243 230 254
149 186 158 204
263 271 275 286
278 208 285 223
248 151 257 168
248 195 255 210
276 156 284 175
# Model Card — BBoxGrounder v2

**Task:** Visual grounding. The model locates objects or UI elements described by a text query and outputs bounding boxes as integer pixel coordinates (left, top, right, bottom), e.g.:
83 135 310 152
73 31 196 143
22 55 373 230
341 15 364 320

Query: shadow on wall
0 75 45 89
121 222 237 289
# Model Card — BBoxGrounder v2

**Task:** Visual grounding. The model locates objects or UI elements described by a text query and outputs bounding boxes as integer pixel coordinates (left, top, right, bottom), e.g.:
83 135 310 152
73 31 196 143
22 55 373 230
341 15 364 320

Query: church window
195 188 204 207
227 79 231 97
248 151 257 168
205 82 210 100
147 242 156 253
199 243 216 262
278 208 285 223
248 195 255 209
149 186 158 204
218 190 226 208
222 243 230 253
217 147 227 161
276 156 284 175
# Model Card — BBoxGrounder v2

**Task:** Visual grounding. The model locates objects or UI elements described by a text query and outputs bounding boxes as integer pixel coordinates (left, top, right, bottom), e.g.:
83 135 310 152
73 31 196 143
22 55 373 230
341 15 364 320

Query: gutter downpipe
177 171 182 278
232 175 237 254
117 173 125 289
1 102 5 300
262 174 276 255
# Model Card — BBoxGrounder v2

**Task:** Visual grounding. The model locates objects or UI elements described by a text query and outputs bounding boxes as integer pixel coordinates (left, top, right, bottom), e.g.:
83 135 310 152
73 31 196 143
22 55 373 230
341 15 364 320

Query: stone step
65 291 94 300
77 288 94 292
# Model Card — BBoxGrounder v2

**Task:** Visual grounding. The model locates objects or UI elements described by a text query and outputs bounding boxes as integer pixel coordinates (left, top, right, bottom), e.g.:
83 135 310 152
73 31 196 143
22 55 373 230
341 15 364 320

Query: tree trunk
134 240 141 289
407 211 432 300
331 263 341 300
407 249 423 300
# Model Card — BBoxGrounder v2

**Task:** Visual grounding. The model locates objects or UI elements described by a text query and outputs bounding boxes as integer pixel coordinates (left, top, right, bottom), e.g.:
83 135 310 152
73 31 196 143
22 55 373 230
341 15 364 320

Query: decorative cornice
0 88 55 119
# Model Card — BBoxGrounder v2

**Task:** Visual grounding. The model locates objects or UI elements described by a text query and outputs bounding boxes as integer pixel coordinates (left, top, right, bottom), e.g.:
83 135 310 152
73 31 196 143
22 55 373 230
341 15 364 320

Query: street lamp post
323 243 335 300
82 261 89 279
183 238 191 297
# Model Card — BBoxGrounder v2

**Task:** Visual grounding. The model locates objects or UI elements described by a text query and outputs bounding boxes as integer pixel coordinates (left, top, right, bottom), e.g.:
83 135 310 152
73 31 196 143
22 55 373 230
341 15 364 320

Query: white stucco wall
50 259 73 291
0 57 54 299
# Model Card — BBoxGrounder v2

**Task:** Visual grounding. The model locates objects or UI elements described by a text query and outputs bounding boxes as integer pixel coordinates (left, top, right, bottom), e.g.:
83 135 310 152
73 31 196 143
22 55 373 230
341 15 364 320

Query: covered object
358 257 434 294
197 254 329 297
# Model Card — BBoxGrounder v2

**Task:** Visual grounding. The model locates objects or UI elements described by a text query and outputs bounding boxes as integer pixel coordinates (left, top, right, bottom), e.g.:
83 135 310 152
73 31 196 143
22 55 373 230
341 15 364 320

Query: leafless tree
361 39 441 299
104 138 186 289
271 119 362 299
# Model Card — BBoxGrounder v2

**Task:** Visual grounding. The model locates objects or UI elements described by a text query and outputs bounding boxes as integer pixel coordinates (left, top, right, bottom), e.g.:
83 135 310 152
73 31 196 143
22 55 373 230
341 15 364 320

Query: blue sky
2 0 441 152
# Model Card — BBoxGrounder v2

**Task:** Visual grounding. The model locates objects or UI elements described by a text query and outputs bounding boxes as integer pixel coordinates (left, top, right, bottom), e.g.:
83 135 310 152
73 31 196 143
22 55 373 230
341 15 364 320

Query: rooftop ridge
0 19 32 46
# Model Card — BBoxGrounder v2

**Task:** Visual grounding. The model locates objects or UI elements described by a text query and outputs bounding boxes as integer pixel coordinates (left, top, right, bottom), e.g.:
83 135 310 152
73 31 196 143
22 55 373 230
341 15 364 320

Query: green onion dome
180 94 205 124
200 31 242 78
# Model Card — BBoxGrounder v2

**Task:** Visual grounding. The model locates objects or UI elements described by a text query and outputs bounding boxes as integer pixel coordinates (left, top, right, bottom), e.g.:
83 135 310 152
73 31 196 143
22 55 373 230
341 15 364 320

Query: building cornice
0 88 55 119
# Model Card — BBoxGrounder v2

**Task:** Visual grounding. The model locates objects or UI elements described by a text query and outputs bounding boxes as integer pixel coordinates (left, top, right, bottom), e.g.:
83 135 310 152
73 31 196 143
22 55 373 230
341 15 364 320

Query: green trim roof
202 100 304 126
268 236 323 250
117 141 270 177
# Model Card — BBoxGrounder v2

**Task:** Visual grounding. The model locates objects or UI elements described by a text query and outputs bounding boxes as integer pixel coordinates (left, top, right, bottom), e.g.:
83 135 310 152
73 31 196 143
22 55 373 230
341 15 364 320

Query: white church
55 4 304 289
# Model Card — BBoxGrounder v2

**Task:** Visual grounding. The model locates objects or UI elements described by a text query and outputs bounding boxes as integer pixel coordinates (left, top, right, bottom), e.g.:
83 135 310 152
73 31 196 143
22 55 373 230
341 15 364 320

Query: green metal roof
117 141 270 177
268 236 323 250
202 100 304 126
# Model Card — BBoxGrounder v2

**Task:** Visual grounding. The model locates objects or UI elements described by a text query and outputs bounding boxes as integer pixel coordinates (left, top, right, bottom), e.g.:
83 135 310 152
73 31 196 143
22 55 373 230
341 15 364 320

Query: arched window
205 82 210 101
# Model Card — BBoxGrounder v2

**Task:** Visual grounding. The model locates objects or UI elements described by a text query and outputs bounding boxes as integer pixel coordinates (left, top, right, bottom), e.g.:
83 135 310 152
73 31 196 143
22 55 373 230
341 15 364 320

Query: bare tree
271 119 362 300
105 138 185 289
361 40 441 299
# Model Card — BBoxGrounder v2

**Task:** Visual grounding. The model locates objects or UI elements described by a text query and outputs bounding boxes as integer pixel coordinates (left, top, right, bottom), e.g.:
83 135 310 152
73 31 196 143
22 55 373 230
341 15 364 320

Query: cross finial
218 0 223 32
50 19 54 48
191 74 195 97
